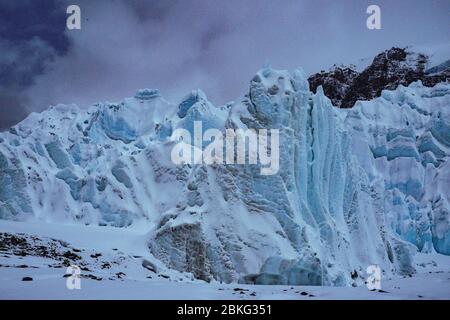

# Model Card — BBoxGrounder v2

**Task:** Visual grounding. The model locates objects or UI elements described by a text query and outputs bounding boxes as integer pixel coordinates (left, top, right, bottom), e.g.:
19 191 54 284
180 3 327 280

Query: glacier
0 67 449 287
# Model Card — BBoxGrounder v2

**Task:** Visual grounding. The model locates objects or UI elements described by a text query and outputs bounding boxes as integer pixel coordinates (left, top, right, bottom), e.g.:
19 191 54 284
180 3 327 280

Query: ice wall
0 69 449 286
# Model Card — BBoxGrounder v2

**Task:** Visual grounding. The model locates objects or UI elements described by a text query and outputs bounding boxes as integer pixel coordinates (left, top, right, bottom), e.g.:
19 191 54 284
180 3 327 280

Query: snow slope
0 67 449 289
0 220 448 300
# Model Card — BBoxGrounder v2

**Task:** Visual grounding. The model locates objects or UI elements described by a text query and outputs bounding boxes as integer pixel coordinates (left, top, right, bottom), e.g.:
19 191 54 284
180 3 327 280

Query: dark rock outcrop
308 47 450 108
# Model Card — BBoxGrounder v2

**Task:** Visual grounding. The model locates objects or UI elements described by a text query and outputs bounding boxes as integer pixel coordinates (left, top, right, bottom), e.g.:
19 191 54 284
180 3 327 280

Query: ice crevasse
0 67 449 286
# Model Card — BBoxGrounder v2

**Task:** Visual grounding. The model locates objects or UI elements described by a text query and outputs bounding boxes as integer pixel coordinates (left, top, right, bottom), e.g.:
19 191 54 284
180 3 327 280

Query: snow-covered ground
1 220 448 300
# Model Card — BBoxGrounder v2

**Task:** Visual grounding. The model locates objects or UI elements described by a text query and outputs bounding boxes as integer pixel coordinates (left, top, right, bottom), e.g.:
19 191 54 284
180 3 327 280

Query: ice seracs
0 64 449 286
170 120 280 175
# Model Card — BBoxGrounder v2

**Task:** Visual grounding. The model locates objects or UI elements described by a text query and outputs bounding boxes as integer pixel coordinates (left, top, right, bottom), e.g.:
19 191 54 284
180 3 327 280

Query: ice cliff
0 66 449 286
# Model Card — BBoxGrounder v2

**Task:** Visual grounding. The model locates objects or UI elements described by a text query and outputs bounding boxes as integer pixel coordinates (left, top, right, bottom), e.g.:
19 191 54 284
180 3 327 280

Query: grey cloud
0 0 70 130
0 88 29 131
2 0 449 129
0 37 61 131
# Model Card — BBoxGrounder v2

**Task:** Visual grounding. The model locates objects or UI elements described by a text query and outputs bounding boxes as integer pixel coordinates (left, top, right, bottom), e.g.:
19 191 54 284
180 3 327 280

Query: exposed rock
309 47 449 108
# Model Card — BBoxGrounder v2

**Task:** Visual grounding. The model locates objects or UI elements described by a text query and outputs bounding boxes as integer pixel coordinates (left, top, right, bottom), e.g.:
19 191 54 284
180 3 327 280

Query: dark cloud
0 0 70 130
1 0 449 130
0 89 29 130
0 0 69 53
0 38 58 87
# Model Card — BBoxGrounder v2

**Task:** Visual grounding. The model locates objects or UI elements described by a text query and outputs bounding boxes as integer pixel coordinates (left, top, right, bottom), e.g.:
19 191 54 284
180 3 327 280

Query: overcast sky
0 0 449 130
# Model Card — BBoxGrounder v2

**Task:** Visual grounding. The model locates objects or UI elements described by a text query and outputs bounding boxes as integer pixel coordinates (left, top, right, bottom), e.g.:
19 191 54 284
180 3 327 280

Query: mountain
1 60 449 287
308 65 358 107
308 47 450 108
